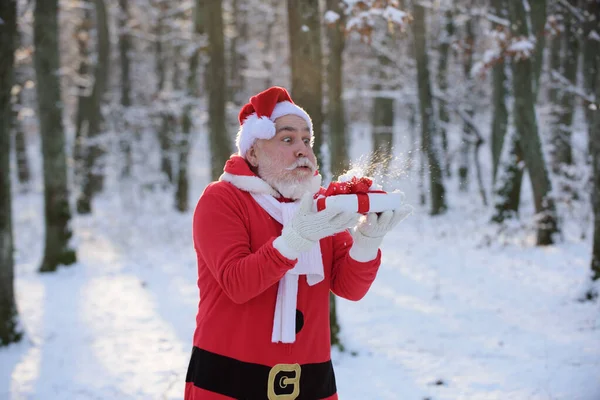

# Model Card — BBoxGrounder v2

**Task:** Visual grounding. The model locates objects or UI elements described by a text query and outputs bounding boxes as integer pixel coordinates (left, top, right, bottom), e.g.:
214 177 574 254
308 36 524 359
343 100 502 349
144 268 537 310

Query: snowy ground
2 125 600 399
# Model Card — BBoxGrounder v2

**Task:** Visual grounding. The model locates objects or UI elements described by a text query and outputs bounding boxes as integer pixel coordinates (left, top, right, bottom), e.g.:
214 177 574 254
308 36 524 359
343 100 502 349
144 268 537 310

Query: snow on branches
470 7 571 78
325 0 412 43
470 24 537 78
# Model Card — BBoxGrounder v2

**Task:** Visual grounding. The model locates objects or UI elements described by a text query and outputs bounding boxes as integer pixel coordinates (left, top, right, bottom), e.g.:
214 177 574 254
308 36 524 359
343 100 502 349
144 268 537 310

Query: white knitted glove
273 193 360 260
349 204 414 262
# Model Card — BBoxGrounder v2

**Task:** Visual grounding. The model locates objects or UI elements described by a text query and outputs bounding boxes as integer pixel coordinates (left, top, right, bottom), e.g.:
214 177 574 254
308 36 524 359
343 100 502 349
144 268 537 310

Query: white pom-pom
237 114 276 155
250 116 276 139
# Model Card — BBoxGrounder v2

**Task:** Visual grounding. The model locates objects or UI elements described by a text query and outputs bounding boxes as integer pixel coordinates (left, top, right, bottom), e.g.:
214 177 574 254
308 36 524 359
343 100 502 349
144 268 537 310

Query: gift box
313 176 406 214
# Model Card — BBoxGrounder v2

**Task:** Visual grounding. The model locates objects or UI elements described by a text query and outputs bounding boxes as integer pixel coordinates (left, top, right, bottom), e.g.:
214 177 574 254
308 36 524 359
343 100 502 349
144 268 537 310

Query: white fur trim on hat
270 101 313 132
236 101 313 156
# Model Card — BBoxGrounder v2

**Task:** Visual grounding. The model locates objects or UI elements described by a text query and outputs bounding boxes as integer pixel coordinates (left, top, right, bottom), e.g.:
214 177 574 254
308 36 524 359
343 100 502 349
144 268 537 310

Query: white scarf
251 193 324 343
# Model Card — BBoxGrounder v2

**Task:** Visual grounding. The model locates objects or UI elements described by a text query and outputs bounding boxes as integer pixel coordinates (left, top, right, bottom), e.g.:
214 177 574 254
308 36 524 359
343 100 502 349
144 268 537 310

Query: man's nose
294 144 305 158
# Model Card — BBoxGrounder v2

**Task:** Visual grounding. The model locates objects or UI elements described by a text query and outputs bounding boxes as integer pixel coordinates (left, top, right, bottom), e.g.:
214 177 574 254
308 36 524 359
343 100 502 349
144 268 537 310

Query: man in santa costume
185 86 412 400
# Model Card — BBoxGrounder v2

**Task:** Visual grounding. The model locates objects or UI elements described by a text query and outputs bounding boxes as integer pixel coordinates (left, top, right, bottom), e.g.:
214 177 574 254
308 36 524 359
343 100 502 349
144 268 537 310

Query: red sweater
185 156 381 400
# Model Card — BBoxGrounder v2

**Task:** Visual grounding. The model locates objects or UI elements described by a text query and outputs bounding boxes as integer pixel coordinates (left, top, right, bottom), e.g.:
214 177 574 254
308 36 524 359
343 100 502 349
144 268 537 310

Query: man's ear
246 144 259 167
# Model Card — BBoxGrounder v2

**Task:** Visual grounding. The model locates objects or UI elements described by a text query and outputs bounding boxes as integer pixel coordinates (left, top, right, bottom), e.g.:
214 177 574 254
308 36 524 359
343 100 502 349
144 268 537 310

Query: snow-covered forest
1 0 599 399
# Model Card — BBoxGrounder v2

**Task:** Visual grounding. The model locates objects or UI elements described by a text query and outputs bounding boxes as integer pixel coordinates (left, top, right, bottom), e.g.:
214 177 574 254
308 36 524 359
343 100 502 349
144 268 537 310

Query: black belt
185 347 337 400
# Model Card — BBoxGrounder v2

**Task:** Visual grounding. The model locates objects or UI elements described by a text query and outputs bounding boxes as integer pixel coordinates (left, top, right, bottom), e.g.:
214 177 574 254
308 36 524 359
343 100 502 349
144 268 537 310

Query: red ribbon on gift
316 176 385 214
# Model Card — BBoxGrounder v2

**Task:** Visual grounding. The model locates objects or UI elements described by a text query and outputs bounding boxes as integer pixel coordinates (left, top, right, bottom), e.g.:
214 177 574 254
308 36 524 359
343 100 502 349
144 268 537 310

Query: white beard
269 174 322 200
255 150 322 200
257 159 322 200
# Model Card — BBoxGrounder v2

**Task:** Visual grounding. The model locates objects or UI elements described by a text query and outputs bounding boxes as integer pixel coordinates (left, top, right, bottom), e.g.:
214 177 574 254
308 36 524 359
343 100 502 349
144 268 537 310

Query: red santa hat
236 86 313 156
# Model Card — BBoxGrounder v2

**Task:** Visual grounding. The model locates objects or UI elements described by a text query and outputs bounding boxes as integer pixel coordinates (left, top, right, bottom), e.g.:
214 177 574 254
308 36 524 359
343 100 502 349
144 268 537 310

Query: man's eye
303 139 310 145
282 137 291 143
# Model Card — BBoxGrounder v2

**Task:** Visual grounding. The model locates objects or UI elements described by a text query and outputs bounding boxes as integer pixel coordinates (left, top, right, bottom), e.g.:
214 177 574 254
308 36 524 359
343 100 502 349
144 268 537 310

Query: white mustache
285 158 316 171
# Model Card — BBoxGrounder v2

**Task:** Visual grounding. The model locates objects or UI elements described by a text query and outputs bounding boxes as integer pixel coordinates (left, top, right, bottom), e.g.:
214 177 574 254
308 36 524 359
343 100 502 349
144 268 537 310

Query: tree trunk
13 63 30 185
550 0 580 175
262 0 278 89
508 0 559 245
412 3 446 215
437 9 454 178
586 0 600 285
287 0 324 160
206 0 232 181
325 0 348 180
369 35 395 178
369 92 394 177
119 0 131 108
73 4 92 180
548 16 562 165
324 1 346 350
229 0 247 105
492 129 524 222
531 0 547 98
490 0 509 183
154 2 176 184
34 0 77 272
228 0 240 104
177 0 205 212
591 80 600 282
158 113 175 183
167 46 184 187
118 0 133 177
172 44 184 92
77 0 110 214
459 18 475 192
492 0 524 219
590 51 600 282
154 1 166 93
0 0 23 347
583 0 599 127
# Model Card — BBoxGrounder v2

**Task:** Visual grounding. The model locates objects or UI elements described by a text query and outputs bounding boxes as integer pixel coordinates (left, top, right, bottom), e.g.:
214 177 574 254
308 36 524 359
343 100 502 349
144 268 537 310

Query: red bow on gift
317 177 385 214
324 176 374 196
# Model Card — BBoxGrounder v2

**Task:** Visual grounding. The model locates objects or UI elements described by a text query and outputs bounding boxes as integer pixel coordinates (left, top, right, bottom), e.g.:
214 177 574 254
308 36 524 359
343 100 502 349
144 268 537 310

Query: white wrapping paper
313 192 405 213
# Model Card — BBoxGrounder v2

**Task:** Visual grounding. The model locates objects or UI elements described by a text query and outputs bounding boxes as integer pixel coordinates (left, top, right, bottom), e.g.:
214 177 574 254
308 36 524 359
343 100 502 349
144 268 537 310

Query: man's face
247 114 319 198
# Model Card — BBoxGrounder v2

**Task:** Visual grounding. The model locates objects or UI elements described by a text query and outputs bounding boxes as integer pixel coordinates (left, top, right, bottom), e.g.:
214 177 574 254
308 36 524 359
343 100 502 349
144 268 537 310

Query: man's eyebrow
276 126 298 132
276 126 311 134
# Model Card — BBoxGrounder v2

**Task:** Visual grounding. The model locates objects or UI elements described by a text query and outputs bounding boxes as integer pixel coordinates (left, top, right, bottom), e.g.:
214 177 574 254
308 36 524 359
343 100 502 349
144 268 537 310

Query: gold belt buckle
267 363 301 400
